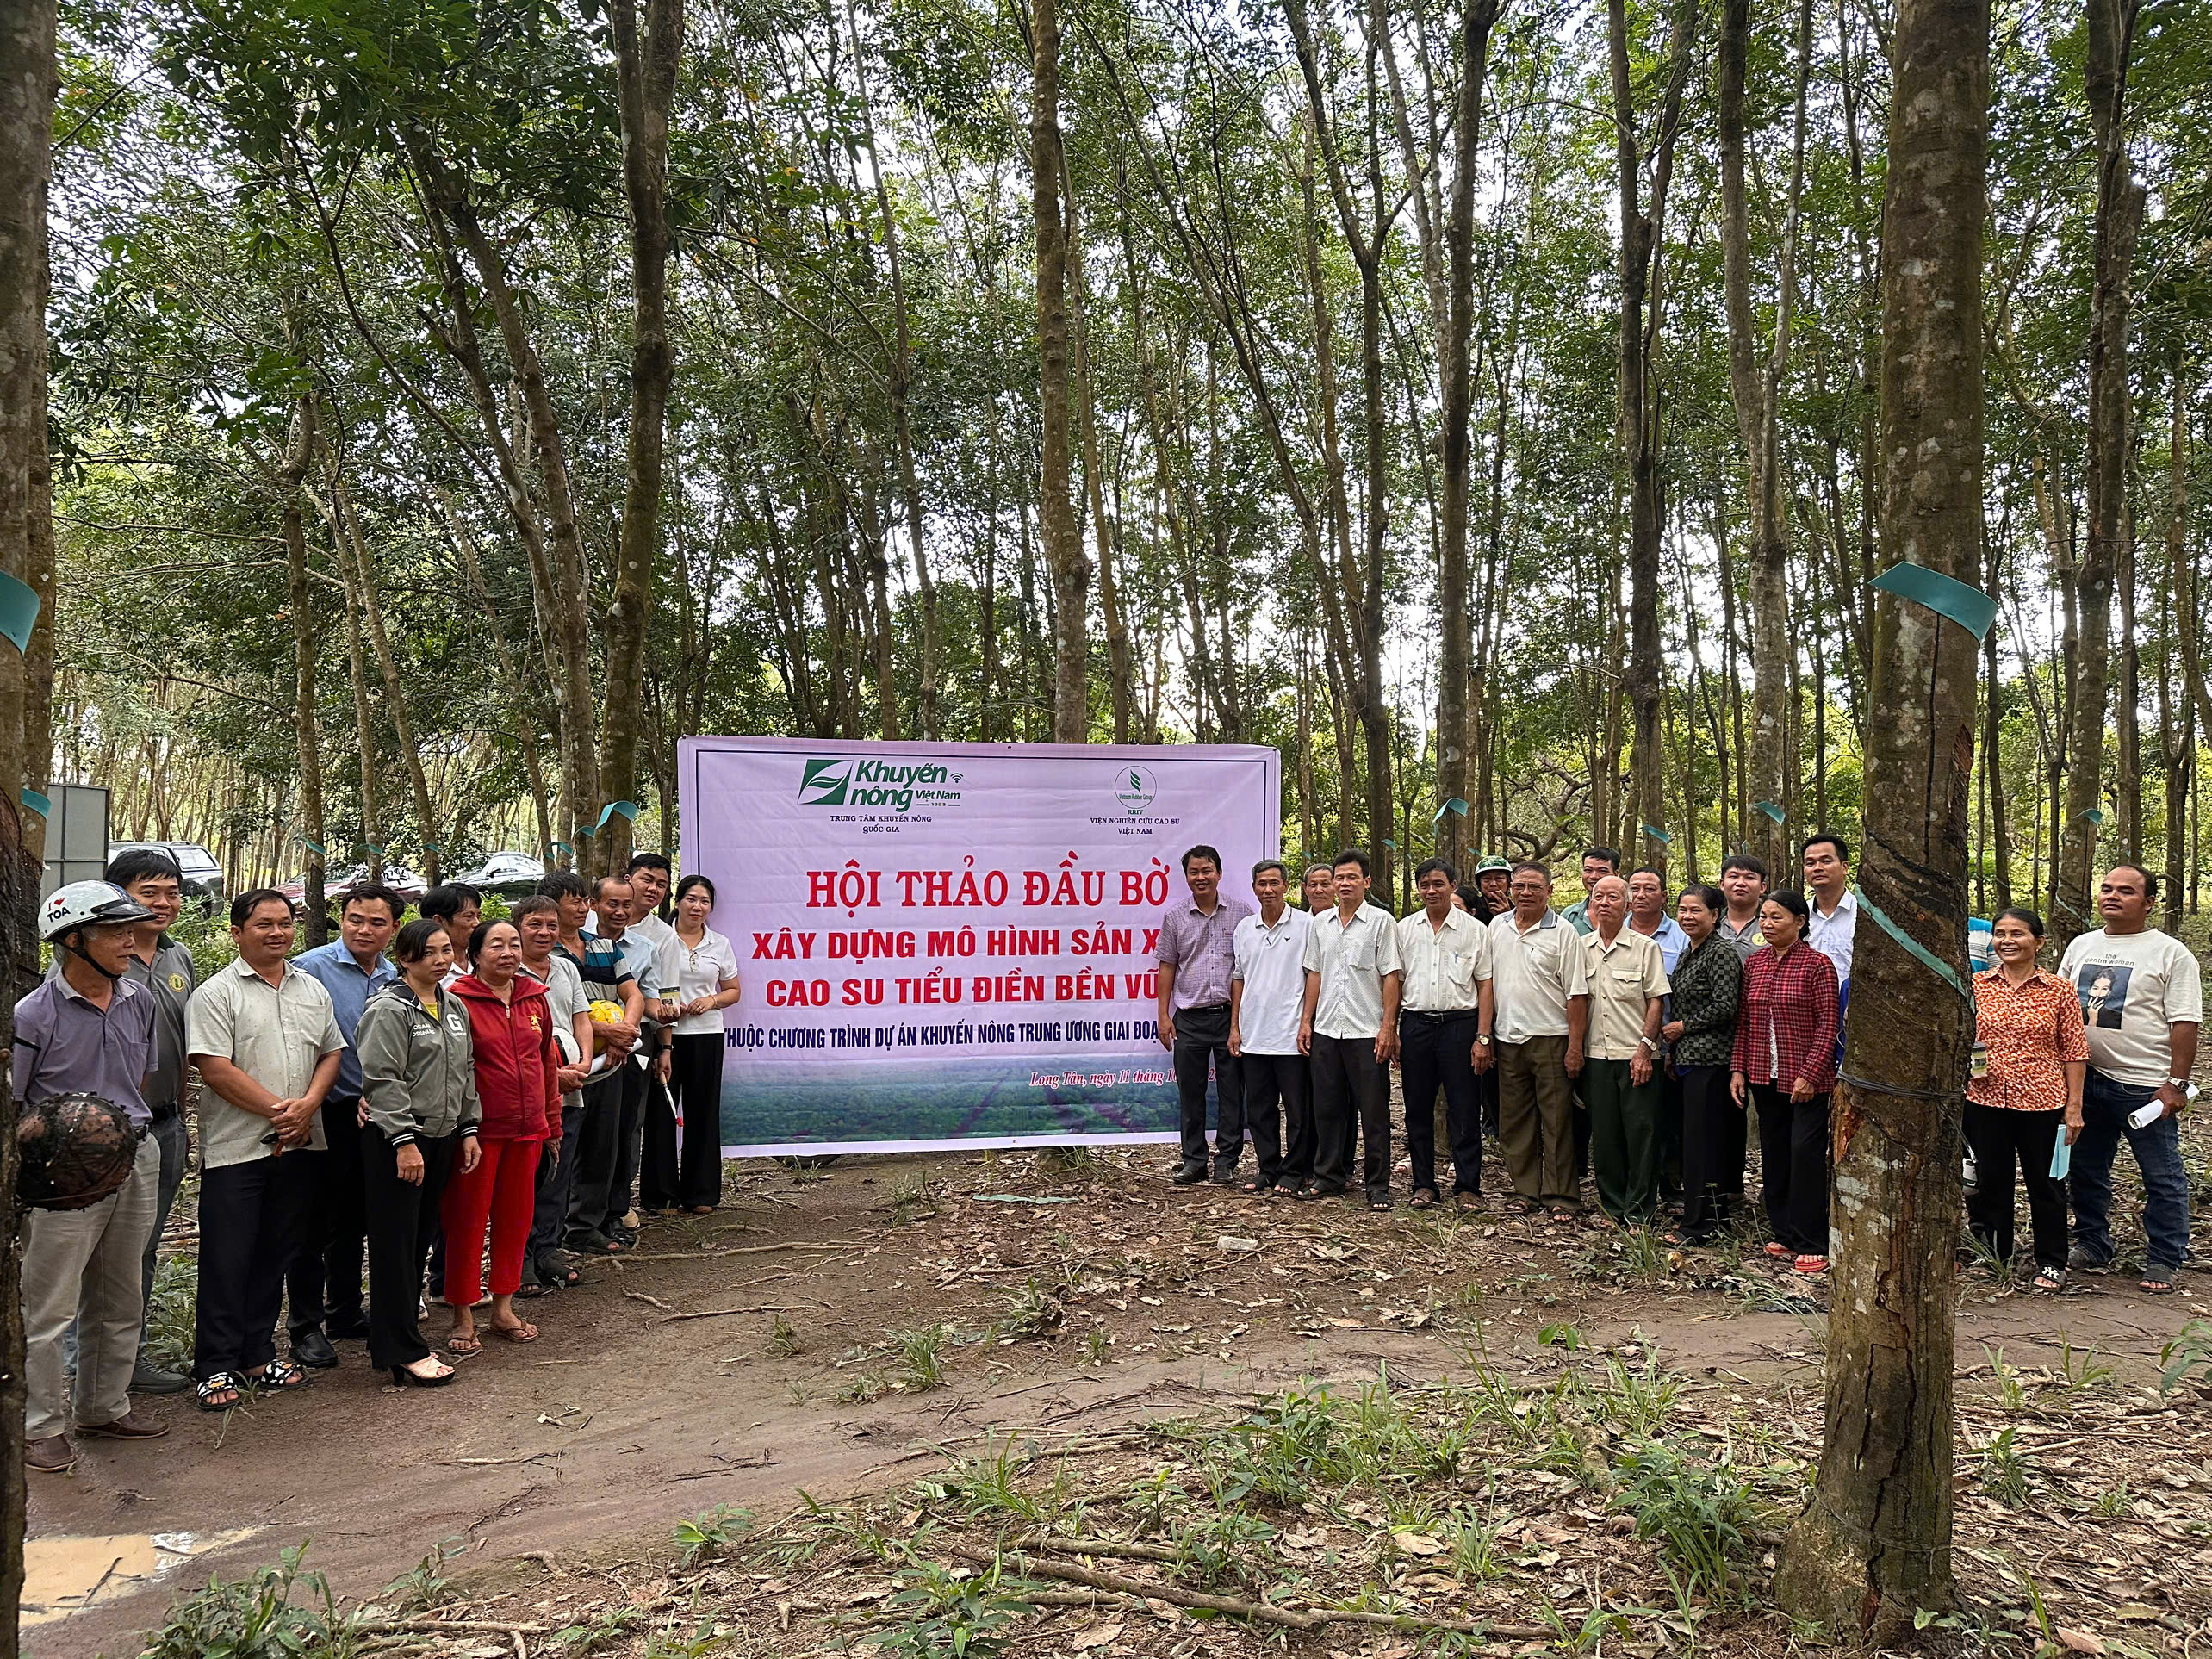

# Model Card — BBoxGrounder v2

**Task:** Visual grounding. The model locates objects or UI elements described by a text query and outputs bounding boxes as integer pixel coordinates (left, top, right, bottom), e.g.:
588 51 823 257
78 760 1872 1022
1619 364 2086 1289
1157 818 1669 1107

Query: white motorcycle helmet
41 881 157 978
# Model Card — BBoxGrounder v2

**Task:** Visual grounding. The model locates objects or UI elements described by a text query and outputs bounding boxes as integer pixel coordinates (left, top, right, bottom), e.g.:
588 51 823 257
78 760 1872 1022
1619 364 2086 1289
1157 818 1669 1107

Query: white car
457 851 547 897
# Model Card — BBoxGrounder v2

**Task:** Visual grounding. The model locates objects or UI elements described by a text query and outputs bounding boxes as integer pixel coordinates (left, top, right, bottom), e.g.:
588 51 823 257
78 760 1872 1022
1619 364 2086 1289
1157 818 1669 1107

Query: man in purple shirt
16 882 166 1475
1155 845 1254 1185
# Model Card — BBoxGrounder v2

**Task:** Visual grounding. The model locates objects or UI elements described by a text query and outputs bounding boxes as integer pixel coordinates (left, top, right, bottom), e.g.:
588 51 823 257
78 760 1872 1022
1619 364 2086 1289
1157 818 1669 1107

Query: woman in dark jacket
440 920 561 1354
357 918 482 1385
1662 885 1743 1245
1729 892 1841 1275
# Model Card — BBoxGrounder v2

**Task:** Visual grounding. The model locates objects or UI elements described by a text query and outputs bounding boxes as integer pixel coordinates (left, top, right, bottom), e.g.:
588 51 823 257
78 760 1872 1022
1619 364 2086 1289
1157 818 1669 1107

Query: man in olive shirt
1580 876 1670 1224
106 848 201 1394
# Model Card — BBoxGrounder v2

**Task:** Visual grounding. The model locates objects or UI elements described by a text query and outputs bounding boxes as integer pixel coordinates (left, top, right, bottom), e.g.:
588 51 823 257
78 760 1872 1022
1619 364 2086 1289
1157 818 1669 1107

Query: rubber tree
1774 0 1987 1633
1032 0 1090 743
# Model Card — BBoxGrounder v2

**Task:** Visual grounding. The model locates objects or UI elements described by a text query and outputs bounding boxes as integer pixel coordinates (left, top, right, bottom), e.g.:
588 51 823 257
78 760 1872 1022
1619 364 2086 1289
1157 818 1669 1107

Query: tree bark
1066 180 1132 742
0 0 59 1630
1774 0 1986 1632
1434 0 1504 870
600 0 683 874
1607 0 1695 877
334 511 383 880
2053 0 2144 949
280 393 329 947
1032 0 1089 743
437 489 553 861
332 468 439 881
1721 0 1814 878
2164 362 2199 931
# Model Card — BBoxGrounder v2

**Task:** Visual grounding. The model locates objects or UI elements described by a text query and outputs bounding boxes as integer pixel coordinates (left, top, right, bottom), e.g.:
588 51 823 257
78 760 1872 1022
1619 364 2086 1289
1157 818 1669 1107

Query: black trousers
361 1128 456 1371
1676 1065 1738 1239
1657 1066 1685 1200
196 1153 317 1381
1965 1103 2068 1272
1171 1003 1243 1173
288 1099 367 1339
1310 1032 1390 1196
1399 1011 1482 1196
1754 1083 1830 1256
566 1070 636 1244
531 1084 593 1260
608 1041 650 1227
1240 1053 1311 1188
646 1034 727 1210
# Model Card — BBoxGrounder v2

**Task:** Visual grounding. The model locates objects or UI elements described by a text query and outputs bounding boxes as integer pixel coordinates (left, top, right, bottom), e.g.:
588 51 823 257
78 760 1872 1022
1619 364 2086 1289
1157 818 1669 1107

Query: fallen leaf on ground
1072 1621 1123 1650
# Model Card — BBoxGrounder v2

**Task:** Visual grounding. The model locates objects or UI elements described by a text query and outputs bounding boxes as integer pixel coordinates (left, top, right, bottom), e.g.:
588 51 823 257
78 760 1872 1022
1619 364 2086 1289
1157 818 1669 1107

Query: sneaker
131 1359 190 1395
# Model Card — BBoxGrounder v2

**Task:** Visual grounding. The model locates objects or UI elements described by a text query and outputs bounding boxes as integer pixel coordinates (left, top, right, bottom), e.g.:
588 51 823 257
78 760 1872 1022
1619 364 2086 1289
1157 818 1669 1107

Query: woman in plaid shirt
1663 885 1743 1245
1730 892 1841 1274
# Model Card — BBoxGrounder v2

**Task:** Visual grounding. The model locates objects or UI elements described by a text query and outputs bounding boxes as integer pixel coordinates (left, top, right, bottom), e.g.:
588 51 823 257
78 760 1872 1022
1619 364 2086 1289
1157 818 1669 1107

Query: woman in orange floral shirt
1968 908 2088 1290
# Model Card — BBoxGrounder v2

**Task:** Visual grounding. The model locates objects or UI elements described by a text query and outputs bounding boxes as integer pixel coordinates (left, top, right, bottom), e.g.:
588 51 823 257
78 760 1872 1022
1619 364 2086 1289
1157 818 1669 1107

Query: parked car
456 851 546 898
107 841 225 911
277 862 430 908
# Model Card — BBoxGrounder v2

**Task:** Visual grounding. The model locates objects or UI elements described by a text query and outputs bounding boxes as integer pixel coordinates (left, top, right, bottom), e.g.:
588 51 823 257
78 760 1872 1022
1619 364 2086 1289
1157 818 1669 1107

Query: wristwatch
1638 1035 1660 1054
1475 1033 1493 1046
2166 1078 2198 1102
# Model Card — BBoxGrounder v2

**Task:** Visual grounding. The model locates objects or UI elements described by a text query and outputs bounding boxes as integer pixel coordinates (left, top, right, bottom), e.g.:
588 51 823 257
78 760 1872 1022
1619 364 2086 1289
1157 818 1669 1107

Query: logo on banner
798 756 963 813
1115 765 1158 814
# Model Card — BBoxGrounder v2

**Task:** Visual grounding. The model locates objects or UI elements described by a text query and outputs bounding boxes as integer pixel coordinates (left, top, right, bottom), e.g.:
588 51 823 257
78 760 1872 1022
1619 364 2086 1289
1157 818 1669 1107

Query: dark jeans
646 1034 726 1210
288 1099 367 1339
567 1069 640 1243
1657 1066 1684 1201
1965 1103 2067 1273
1399 1011 1482 1196
2070 1068 2191 1276
196 1153 317 1381
1310 1032 1389 1196
609 1045 649 1226
1584 1057 1662 1224
1676 1065 1740 1239
1240 1053 1311 1188
530 1089 592 1262
1171 1003 1243 1174
138 1108 189 1364
1754 1083 1830 1256
362 1128 456 1371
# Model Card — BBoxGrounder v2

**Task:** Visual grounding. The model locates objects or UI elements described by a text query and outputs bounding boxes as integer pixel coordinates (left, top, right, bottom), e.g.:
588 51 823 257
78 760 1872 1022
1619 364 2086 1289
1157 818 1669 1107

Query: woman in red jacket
1729 892 1841 1277
441 919 562 1352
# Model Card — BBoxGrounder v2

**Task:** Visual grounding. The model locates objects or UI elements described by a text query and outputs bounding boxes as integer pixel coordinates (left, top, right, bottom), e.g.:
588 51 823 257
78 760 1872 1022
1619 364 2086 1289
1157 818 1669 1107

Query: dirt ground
21 1118 2212 1659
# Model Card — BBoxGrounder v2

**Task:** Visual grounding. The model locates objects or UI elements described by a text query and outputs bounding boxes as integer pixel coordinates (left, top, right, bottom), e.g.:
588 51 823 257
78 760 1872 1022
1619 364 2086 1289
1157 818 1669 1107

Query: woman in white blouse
643 875 742 1213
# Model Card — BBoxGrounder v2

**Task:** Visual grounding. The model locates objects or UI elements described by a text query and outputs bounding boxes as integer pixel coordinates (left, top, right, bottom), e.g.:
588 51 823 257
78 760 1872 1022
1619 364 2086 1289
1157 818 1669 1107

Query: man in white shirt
2059 863 2201 1292
1488 863 1590 1215
1395 858 1494 1211
1229 861 1314 1196
1299 850 1402 1207
1802 835 1856 991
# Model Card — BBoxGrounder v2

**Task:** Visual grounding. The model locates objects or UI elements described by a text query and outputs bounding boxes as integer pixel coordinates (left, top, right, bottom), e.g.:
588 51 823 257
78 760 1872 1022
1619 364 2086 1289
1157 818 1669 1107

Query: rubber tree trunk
332 469 438 882
1032 0 1089 743
334 513 382 879
1434 0 1504 870
600 0 683 875
0 0 59 1635
280 392 329 948
2053 0 2144 950
1772 0 1986 1633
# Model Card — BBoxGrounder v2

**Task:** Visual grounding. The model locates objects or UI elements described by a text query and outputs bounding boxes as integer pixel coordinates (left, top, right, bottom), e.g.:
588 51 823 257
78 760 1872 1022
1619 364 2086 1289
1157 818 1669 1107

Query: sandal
2140 1272 2177 1295
1239 1177 1269 1194
490 1319 541 1344
196 1372 244 1412
1765 1241 1792 1258
2033 1265 2066 1293
1793 1254 1829 1276
447 1330 483 1356
1410 1188 1438 1209
250 1358 310 1392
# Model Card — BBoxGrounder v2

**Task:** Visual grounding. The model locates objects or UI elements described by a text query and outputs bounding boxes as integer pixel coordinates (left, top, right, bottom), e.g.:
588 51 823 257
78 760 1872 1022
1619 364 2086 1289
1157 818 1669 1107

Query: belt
150 1101 181 1122
1400 1008 1476 1021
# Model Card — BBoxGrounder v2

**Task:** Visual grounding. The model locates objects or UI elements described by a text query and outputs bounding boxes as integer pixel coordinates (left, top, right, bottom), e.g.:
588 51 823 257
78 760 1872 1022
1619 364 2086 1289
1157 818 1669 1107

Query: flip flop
2140 1274 2177 1295
490 1320 541 1344
447 1331 483 1356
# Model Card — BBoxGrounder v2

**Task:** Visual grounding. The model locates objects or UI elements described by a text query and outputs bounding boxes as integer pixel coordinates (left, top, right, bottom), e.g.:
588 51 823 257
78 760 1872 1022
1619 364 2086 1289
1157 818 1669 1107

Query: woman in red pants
442 919 562 1353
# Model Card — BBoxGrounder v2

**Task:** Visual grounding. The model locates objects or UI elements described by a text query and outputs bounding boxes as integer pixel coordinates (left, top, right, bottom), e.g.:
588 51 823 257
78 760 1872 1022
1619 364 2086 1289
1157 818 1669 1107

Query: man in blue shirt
286 883 401 1369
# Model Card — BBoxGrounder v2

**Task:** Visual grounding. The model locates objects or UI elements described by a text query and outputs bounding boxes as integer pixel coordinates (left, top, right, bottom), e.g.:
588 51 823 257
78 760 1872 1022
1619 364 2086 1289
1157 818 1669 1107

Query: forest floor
20 1110 2212 1659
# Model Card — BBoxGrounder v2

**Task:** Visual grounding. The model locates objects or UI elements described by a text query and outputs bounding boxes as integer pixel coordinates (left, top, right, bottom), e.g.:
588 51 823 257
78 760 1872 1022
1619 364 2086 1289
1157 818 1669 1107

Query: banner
680 736 1281 1156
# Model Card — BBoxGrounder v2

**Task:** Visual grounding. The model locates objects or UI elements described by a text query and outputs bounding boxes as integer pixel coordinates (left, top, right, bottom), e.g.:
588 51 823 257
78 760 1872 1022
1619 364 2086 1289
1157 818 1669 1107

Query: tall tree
598 0 685 873
1774 0 1987 1631
1608 0 1695 876
1033 0 1088 741
2054 0 2144 948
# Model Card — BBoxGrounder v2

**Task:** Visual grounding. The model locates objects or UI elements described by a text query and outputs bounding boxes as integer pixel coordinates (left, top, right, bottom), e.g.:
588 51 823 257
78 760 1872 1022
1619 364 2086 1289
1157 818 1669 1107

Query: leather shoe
1170 1165 1207 1186
292 1329 340 1370
26 1433 78 1474
133 1359 190 1395
323 1315 370 1341
78 1410 169 1441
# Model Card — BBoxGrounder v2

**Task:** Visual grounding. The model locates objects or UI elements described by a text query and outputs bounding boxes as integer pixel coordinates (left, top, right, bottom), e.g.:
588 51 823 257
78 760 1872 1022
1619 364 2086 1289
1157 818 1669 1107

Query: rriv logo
798 756 961 812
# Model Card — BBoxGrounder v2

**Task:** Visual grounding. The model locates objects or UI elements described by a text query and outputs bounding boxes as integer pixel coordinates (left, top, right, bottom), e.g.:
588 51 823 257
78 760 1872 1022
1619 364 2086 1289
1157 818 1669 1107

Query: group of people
1159 840 2199 1294
16 848 739 1475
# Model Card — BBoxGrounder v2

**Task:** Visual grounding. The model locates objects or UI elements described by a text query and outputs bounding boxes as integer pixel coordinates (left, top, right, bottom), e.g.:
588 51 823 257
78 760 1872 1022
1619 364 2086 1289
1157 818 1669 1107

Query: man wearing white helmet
15 881 164 1475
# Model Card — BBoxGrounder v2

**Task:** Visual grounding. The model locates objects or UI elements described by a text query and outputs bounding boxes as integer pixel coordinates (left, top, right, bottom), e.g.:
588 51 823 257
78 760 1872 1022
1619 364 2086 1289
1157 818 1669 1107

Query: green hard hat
1475 854 1511 874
